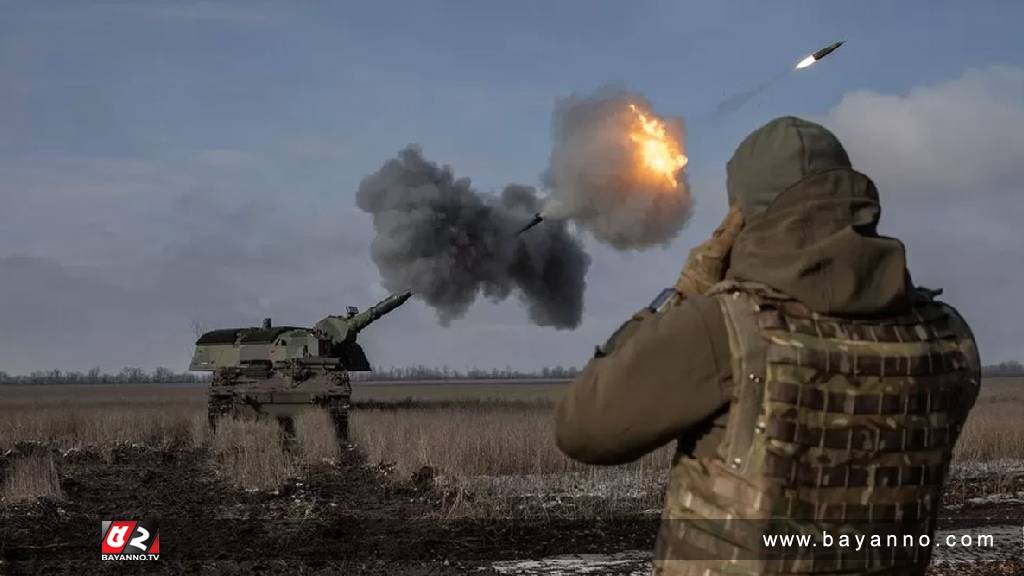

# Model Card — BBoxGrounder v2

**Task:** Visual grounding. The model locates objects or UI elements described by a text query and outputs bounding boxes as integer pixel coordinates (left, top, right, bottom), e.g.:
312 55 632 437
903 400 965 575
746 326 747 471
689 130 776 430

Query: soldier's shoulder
913 285 944 303
914 286 968 320
911 287 978 347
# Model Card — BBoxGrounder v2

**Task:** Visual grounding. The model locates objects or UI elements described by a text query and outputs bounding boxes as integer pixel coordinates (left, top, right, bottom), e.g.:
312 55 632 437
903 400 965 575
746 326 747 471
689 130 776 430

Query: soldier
556 117 980 575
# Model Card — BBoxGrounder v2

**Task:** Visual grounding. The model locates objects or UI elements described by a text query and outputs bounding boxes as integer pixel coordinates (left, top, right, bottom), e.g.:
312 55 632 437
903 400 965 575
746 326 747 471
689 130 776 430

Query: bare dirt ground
0 442 654 575
2 441 1022 575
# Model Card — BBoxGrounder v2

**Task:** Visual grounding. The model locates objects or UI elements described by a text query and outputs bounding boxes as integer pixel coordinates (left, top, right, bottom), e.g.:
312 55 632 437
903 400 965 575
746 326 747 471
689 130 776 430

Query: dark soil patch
0 445 654 575
3 445 1022 575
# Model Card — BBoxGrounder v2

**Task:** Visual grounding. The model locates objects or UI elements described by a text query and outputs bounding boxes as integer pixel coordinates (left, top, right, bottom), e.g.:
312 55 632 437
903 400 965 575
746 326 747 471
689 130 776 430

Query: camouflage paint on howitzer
654 281 980 576
192 292 413 441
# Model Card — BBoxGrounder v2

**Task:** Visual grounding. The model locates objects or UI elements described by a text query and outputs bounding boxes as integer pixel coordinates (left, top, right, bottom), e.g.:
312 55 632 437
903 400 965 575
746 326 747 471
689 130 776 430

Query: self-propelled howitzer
191 291 412 440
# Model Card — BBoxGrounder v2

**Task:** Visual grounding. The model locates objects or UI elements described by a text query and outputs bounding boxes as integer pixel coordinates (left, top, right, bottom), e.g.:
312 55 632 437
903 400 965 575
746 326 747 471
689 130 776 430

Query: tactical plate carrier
655 282 980 575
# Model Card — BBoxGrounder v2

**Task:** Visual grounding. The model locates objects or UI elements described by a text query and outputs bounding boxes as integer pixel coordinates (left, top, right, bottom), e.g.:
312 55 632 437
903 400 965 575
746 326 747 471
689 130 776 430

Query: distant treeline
982 361 1024 377
0 367 209 386
362 362 1023 380
354 365 582 381
0 364 580 385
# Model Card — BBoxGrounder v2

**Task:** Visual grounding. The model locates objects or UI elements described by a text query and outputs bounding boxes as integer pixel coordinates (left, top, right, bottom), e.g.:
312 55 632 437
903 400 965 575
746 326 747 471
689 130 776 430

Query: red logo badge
101 520 160 560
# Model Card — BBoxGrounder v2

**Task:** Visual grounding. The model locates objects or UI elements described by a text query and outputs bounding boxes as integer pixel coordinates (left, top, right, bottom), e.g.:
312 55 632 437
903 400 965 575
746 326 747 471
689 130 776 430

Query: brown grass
950 378 1024 467
207 410 342 490
954 401 1024 463
0 384 205 451
210 417 295 490
293 410 340 465
2 377 1022 513
2 455 63 504
350 404 672 517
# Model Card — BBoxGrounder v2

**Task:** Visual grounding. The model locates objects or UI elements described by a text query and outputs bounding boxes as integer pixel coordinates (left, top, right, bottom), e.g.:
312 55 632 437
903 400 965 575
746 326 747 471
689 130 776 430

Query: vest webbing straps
716 288 768 476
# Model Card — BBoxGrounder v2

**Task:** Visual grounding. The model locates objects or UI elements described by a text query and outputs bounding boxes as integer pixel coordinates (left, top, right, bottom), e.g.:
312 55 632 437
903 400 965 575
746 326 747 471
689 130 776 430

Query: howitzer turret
314 291 412 346
190 291 412 440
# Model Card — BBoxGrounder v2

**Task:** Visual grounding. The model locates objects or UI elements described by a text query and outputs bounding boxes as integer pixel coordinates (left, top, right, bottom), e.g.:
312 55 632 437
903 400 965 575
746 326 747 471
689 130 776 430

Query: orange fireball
627 104 688 189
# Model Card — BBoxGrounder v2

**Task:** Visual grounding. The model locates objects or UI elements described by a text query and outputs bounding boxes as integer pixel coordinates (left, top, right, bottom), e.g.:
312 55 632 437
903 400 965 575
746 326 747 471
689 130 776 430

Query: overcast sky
2 1 1022 374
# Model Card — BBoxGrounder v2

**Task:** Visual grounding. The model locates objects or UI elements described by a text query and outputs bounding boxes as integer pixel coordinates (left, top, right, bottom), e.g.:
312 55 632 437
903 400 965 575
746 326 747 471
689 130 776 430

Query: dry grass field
953 378 1024 462
2 454 62 504
0 384 204 450
350 404 672 517
2 377 1023 511
2 378 1023 574
352 378 1024 516
0 383 341 498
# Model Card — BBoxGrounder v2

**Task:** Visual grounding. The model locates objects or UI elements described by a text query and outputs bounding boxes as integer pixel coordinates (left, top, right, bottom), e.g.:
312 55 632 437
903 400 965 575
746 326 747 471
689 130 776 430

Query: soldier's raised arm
555 294 732 465
555 207 744 465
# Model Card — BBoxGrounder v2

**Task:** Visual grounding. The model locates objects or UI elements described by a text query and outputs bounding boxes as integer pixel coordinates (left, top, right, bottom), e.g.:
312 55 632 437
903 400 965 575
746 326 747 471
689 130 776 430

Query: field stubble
350 404 672 517
1 379 1022 515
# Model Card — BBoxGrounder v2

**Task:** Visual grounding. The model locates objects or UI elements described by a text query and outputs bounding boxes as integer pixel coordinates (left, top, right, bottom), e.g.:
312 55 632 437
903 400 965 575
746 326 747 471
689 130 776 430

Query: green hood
725 117 913 315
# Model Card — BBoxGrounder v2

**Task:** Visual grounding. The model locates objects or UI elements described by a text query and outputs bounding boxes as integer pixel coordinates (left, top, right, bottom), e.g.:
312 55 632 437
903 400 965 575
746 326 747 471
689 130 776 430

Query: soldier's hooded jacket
556 117 980 575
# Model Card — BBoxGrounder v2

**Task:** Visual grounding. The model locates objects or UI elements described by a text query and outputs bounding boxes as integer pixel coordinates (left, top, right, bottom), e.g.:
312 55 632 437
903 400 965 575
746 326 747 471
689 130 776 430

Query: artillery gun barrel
348 291 412 333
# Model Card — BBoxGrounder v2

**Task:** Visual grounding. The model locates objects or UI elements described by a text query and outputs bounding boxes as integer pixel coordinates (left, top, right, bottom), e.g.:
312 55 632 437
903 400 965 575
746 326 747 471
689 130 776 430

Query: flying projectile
796 40 844 69
516 213 544 236
813 41 844 60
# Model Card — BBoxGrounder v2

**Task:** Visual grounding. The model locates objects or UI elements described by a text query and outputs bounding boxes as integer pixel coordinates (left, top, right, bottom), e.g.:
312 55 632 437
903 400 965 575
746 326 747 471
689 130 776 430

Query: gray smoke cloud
544 88 694 249
356 146 590 328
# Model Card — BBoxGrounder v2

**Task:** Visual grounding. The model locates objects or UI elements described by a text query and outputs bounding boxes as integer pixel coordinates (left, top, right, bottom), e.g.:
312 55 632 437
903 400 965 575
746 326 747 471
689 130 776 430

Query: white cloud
830 66 1024 195
826 65 1024 363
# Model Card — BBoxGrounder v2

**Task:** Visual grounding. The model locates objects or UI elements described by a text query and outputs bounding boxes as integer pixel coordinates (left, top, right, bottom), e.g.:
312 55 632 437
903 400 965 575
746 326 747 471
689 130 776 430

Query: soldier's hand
674 205 744 298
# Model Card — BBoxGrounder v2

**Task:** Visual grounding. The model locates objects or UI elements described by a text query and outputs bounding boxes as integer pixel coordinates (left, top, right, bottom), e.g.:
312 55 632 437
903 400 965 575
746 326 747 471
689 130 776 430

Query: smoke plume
543 88 694 249
714 70 788 116
356 147 590 328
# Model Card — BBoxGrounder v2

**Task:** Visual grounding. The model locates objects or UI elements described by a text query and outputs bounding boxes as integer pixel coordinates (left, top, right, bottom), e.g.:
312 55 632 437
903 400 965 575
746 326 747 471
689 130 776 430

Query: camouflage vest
654 281 979 576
